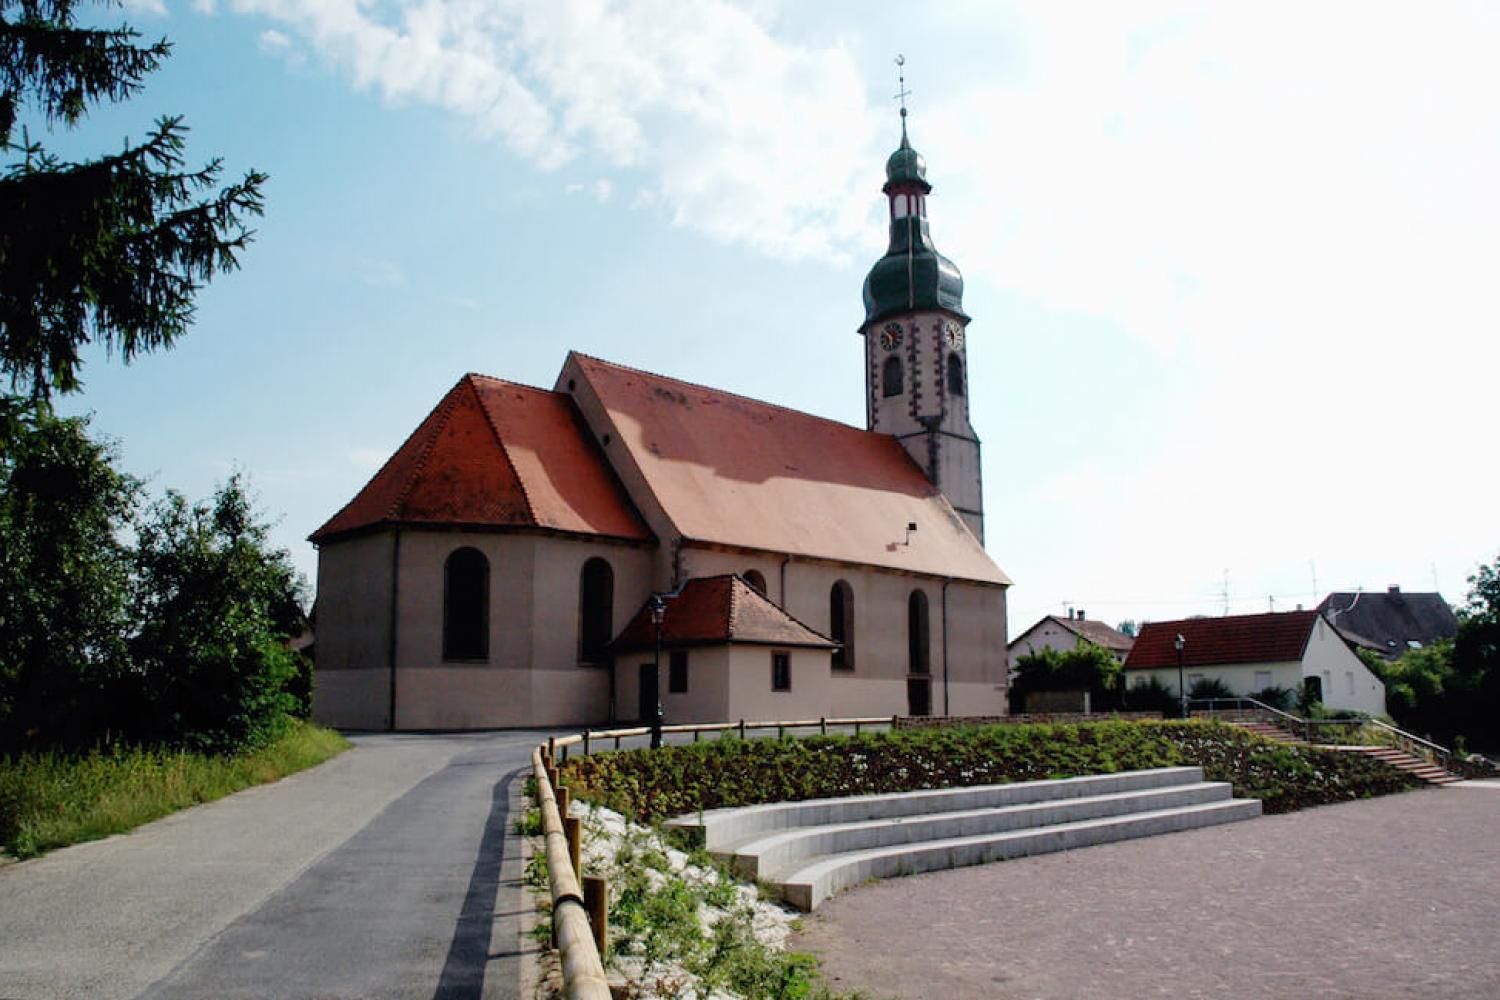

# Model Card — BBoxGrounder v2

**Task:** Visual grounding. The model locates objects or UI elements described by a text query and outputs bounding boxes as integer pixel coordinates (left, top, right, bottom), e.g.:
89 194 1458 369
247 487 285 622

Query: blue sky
39 0 1500 632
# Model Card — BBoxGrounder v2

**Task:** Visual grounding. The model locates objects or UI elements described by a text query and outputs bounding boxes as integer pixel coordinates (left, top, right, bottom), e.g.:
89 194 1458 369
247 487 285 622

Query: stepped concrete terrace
666 767 1261 911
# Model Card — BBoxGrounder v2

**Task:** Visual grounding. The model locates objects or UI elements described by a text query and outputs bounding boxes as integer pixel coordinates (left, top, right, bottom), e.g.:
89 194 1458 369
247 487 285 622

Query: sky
34 0 1500 633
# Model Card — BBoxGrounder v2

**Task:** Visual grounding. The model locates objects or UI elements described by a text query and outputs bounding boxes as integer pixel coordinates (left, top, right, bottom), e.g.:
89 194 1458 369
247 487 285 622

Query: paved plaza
794 782 1500 1000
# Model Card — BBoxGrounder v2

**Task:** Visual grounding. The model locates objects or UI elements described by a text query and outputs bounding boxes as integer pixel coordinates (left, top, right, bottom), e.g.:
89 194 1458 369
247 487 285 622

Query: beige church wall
392 664 614 729
312 532 397 729
526 535 654 671
680 548 1008 718
314 532 395 672
726 647 835 721
394 531 537 674
313 669 389 730
614 646 734 725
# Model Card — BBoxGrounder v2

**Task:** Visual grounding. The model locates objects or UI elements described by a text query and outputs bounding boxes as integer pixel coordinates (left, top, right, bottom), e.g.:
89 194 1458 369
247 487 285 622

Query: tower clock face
944 322 965 350
879 322 904 351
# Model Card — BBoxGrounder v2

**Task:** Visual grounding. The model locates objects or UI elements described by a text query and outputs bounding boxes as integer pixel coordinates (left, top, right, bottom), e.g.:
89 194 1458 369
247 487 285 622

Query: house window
829 580 855 671
772 651 791 691
908 590 930 675
947 353 964 396
1345 671 1355 696
743 570 768 596
443 547 489 661
882 356 903 397
578 557 614 664
669 650 688 693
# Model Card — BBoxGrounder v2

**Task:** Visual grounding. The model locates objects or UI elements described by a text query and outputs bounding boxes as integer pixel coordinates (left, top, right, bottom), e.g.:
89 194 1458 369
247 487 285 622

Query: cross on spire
894 54 911 143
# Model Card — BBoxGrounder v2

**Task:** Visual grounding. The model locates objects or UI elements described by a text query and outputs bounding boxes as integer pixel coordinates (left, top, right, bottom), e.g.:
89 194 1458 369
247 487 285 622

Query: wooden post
560 743 569 763
819 717 827 735
613 734 621 750
738 719 746 739
584 876 608 955
583 732 591 756
565 815 583 879
854 721 862 736
548 736 556 762
693 729 700 743
548 766 561 794
557 785 571 818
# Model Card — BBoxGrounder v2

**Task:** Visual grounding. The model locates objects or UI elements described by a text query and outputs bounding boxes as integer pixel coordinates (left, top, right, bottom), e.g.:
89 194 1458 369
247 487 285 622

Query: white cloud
258 28 291 51
224 0 883 260
121 0 167 15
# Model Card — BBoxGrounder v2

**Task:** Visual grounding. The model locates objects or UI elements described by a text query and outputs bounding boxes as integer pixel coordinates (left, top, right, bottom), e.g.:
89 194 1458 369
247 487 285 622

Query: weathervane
894 54 911 138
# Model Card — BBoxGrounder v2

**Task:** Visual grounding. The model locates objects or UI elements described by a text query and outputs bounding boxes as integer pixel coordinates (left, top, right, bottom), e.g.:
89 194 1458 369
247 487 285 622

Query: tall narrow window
907 590 930 675
947 353 965 396
882 356 903 398
443 547 489 661
829 580 855 671
578 557 614 664
772 651 791 692
743 570 768 596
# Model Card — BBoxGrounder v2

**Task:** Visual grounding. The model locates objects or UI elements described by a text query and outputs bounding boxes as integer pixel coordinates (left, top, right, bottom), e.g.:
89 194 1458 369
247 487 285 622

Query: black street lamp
649 594 666 749
1175 632 1187 719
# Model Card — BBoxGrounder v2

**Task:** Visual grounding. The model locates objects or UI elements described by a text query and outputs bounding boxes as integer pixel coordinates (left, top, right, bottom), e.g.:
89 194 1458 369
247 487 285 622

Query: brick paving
792 784 1500 1000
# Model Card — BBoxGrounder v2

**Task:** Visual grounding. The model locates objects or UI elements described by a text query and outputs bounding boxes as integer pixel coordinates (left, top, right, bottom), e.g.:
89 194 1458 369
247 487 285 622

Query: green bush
1124 676 1177 715
1188 677 1235 701
1247 686 1294 710
559 720 1419 823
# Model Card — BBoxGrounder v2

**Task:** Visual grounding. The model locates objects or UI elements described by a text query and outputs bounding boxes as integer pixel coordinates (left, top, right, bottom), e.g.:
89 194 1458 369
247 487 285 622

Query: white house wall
1128 662 1303 704
1303 616 1387 716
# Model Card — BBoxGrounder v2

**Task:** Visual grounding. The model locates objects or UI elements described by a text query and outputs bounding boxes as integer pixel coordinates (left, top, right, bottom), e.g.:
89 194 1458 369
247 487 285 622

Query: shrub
558 720 1419 823
1247 686 1294 711
1188 677 1235 701
1124 676 1177 715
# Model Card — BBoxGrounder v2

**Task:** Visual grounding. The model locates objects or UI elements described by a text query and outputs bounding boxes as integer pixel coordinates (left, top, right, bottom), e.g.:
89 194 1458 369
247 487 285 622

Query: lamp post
649 594 666 749
1175 632 1187 719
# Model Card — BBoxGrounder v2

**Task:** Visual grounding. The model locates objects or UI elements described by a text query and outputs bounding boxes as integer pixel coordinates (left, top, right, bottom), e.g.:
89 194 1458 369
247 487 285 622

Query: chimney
1387 585 1400 594
1078 610 1087 621
1067 609 1075 620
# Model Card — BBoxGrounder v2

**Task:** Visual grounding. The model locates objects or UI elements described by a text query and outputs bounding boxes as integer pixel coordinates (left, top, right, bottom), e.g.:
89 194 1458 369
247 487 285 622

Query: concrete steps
666 767 1261 911
1348 746 1464 785
1229 720 1309 745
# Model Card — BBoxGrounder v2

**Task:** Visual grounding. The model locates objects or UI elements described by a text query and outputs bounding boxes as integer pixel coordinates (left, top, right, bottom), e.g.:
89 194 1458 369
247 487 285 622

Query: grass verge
558 719 1422 823
0 721 350 859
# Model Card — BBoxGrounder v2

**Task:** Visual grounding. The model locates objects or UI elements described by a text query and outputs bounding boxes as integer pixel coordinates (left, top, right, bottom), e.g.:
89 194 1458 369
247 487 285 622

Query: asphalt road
0 730 551 1000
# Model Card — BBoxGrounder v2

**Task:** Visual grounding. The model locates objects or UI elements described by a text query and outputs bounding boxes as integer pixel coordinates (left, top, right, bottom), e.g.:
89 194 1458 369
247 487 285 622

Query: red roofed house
309 126 1013 730
1123 611 1386 716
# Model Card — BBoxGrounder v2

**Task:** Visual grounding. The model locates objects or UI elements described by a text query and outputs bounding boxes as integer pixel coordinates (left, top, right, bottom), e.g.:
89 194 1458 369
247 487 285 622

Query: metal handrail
1190 698 1455 763
551 716 897 758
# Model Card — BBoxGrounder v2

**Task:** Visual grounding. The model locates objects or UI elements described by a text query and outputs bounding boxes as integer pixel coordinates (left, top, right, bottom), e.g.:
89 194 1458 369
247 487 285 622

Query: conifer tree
0 0 265 398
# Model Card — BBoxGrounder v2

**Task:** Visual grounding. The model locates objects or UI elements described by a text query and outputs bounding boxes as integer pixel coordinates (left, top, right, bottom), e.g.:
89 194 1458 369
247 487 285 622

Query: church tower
860 121 984 542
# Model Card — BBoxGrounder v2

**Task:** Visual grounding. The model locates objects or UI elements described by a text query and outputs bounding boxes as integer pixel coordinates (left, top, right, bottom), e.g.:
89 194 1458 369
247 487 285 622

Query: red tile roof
1124 611 1319 670
311 375 651 543
611 575 836 651
565 354 1010 585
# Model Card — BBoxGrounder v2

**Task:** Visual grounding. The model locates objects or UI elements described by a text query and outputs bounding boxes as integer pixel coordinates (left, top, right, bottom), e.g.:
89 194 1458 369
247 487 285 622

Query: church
309 123 1014 730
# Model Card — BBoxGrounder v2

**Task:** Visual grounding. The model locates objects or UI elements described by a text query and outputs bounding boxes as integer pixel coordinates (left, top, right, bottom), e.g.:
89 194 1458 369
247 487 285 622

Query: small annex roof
1124 611 1320 671
1010 615 1135 653
311 374 651 544
565 353 1009 586
611 575 837 652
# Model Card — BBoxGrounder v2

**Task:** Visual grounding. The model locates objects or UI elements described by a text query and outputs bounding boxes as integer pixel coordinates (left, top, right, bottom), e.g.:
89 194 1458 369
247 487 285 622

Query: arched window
947 353 965 397
578 557 614 664
443 547 489 661
882 355 903 398
829 580 855 671
743 570 768 596
907 590 930 675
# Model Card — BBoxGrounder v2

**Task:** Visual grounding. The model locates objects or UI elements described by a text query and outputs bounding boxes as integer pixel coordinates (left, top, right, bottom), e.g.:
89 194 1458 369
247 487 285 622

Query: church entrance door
907 677 931 717
639 663 658 724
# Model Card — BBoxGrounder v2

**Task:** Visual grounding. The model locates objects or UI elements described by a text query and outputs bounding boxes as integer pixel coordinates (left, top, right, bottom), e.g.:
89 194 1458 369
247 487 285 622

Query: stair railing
1191 698 1456 764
